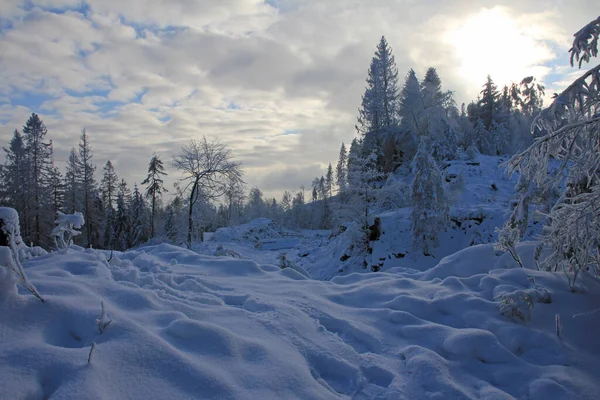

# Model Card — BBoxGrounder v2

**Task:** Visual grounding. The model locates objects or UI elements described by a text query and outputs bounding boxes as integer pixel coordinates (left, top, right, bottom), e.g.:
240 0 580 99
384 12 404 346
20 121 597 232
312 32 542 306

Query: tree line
301 36 546 253
0 116 169 250
0 35 547 255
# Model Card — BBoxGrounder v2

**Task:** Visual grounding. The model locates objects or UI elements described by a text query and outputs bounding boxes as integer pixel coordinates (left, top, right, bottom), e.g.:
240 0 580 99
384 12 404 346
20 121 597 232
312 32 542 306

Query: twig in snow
88 342 96 364
97 301 112 334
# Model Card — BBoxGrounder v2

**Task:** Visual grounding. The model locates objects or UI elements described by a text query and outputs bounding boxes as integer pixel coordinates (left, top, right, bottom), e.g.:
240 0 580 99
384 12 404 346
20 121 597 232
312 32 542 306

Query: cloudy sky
0 0 595 199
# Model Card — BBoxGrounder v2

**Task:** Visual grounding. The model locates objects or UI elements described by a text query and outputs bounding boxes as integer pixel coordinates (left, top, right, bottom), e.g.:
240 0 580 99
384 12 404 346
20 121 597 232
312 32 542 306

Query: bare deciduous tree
173 137 243 248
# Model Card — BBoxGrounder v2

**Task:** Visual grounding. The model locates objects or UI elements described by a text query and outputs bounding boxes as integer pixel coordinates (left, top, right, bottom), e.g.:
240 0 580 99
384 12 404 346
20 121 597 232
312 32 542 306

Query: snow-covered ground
1 242 600 399
2 155 599 399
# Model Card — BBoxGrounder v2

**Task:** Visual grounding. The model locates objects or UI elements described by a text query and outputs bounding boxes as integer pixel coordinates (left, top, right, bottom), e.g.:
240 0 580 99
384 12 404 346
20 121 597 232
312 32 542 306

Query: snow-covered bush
0 247 19 301
97 300 112 334
0 207 44 302
497 290 534 322
494 225 524 268
52 211 85 250
501 16 600 289
215 245 245 259
377 174 410 211
278 253 311 278
496 286 551 322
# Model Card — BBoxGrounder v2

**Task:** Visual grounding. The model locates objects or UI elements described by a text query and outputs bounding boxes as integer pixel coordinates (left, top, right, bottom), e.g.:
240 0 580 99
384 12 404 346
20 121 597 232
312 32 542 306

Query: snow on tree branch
570 16 600 68
500 17 600 288
52 211 84 250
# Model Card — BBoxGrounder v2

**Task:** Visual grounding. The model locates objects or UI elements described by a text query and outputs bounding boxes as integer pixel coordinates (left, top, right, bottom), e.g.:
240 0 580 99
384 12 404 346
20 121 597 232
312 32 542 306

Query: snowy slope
291 154 543 280
1 243 599 399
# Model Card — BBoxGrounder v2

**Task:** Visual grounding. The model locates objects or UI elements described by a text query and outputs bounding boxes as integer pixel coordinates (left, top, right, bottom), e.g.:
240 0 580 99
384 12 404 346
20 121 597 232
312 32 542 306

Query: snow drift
1 243 599 399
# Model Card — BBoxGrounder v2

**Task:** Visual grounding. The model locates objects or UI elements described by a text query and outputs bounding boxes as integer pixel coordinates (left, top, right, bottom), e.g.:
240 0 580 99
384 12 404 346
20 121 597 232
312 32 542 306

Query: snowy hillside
284 154 542 280
2 243 600 399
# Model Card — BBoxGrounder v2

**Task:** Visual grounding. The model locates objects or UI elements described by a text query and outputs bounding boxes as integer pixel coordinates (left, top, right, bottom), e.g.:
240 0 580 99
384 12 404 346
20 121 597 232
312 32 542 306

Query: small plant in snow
51 211 85 250
555 314 562 337
278 253 311 278
88 342 97 364
496 286 551 322
494 225 524 268
97 300 112 334
497 290 534 322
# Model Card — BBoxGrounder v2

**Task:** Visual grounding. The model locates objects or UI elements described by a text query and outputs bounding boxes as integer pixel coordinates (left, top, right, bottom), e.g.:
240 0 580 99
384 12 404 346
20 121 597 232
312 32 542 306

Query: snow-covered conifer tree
325 163 334 198
223 177 245 226
48 165 64 215
356 36 400 168
246 187 266 220
410 139 449 255
114 179 131 250
336 143 348 199
76 129 98 247
420 68 457 161
129 184 149 247
100 160 118 247
22 113 53 245
478 75 501 130
346 149 383 231
64 147 80 214
1 130 29 230
141 154 168 238
101 161 118 211
347 138 363 188
514 76 545 117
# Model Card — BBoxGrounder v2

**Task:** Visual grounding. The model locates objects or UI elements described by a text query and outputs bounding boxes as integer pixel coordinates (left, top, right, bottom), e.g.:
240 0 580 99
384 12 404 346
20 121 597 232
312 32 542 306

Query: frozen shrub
52 211 85 250
496 287 551 322
0 207 44 302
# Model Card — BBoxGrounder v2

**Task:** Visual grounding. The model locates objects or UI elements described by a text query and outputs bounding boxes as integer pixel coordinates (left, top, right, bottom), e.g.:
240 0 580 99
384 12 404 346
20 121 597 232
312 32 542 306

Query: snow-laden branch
499 16 600 289
570 16 600 68
51 211 84 250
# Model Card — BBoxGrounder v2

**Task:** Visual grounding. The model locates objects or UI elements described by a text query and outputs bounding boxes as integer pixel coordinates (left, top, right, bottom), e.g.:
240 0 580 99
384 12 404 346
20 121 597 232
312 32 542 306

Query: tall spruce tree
141 153 168 238
420 68 457 161
100 160 118 248
114 179 131 250
479 75 500 130
347 138 362 188
1 130 29 231
325 163 334 198
101 161 118 211
22 113 53 245
356 36 400 160
129 184 149 246
64 147 80 214
76 129 97 247
48 165 64 215
336 143 348 199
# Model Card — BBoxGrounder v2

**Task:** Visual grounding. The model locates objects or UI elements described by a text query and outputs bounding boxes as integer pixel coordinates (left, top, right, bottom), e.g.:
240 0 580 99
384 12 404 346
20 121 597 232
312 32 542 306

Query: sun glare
447 7 553 91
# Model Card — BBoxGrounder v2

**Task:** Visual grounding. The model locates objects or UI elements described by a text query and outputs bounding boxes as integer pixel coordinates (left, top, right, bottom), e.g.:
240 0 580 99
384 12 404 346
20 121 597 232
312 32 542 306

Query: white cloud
0 0 594 199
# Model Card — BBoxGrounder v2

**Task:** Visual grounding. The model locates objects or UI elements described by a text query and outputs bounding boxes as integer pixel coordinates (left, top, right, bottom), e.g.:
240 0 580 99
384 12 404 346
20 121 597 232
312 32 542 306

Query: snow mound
210 218 284 244
1 244 599 399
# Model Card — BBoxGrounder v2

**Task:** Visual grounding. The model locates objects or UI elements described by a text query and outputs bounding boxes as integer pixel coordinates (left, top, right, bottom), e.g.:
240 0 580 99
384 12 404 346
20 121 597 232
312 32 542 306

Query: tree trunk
150 193 156 238
187 178 199 248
